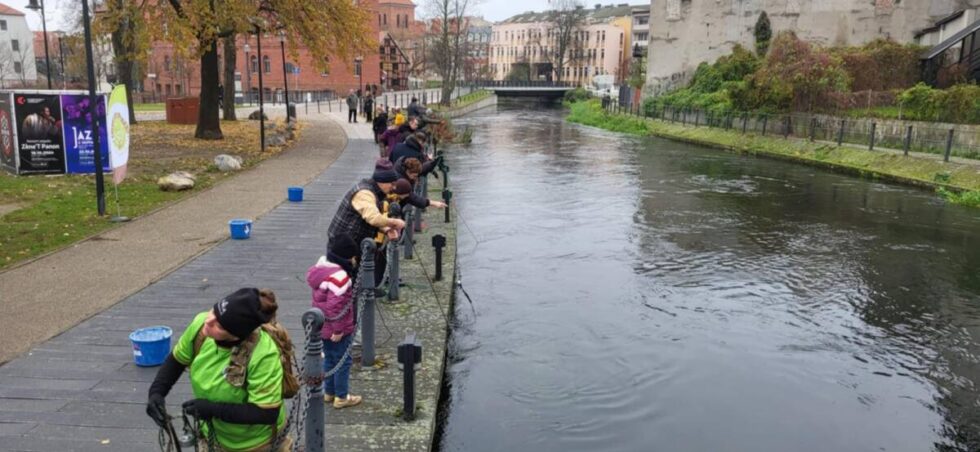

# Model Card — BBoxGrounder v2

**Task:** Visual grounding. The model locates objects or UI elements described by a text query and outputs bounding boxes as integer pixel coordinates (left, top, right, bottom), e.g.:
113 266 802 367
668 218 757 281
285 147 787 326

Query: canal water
437 103 980 452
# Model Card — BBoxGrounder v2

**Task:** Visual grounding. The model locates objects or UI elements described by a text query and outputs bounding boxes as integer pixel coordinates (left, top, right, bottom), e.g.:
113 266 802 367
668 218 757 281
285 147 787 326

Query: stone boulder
158 172 196 191
267 134 287 147
214 154 243 172
248 110 268 120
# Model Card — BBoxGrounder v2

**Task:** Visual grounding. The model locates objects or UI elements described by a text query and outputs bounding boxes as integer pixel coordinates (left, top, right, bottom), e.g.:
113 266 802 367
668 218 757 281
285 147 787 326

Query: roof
915 10 965 38
0 3 25 16
922 17 980 60
499 3 633 24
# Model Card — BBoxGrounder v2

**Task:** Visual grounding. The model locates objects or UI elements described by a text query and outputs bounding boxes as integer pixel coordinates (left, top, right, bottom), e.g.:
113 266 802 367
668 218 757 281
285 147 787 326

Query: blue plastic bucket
288 186 304 202
129 326 172 367
229 219 252 240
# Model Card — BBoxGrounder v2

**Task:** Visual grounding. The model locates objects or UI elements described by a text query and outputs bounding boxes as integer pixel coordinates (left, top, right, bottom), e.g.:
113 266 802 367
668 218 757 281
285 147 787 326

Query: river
437 103 980 452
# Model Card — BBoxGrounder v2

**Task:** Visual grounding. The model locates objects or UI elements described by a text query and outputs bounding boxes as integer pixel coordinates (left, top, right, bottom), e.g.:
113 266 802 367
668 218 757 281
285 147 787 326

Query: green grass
134 103 166 112
434 90 491 112
0 173 208 267
566 100 980 207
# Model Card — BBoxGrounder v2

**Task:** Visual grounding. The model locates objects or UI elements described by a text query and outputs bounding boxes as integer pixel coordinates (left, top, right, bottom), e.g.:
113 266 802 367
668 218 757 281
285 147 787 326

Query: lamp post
81 0 104 215
355 56 363 94
26 0 52 89
243 42 251 105
254 25 266 152
279 31 292 120
56 32 65 89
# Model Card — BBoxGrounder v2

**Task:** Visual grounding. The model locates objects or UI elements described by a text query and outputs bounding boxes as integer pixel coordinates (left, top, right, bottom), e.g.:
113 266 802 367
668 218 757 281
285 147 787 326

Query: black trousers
348 109 357 123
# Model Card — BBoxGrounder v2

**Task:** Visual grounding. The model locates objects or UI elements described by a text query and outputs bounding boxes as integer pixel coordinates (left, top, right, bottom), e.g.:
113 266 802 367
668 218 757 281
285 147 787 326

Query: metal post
809 117 817 142
255 27 266 152
762 116 768 136
280 35 292 120
81 0 105 216
442 189 452 223
397 333 422 421
432 235 446 281
694 110 699 127
903 125 912 156
301 308 325 452
388 204 402 301
837 119 845 146
783 117 790 138
869 122 876 151
360 239 377 367
743 114 748 134
403 206 415 260
27 0 53 89
944 128 954 162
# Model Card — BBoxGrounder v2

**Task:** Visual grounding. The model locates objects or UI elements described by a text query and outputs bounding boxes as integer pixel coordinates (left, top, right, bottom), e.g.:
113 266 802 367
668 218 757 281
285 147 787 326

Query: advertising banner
14 93 65 174
107 86 130 184
61 94 110 174
0 92 16 173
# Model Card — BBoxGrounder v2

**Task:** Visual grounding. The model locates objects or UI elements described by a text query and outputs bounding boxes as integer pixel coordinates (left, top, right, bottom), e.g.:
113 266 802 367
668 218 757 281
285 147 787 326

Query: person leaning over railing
389 132 428 164
390 178 446 211
146 289 291 452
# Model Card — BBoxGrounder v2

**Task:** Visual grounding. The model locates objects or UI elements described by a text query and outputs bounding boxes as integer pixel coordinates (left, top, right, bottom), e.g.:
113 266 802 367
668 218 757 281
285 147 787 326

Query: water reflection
439 105 980 452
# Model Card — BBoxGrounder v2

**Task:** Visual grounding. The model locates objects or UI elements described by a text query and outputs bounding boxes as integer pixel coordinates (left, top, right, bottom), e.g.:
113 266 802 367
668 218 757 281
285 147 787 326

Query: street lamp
81 0 104 215
354 56 363 94
25 0 52 89
56 31 65 89
243 41 251 105
279 31 292 120
253 24 266 152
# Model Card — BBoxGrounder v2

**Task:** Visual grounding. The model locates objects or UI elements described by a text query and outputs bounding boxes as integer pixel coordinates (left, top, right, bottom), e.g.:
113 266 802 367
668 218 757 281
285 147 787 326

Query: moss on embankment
566 100 980 208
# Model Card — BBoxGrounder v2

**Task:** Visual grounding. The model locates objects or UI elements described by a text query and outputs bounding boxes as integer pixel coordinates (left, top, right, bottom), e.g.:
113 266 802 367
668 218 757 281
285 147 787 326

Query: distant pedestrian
307 234 363 410
372 107 388 145
346 90 359 123
363 94 374 122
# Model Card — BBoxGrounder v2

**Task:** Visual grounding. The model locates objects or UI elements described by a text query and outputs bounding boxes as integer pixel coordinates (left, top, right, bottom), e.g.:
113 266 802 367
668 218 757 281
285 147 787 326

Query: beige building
645 0 980 96
489 4 633 86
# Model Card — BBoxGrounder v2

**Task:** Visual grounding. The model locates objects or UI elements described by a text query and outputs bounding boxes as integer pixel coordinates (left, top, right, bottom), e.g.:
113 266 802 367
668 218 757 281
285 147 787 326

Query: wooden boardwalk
0 130 457 452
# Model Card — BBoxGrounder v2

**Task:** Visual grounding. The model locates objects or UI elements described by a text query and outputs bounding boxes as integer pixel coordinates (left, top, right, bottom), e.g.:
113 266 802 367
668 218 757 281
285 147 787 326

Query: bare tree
14 41 34 86
547 0 588 83
425 0 477 104
0 42 14 89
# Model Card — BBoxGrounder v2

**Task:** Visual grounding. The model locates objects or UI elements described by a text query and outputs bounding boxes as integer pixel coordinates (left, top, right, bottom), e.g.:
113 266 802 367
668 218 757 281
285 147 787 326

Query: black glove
182 399 218 420
146 393 168 428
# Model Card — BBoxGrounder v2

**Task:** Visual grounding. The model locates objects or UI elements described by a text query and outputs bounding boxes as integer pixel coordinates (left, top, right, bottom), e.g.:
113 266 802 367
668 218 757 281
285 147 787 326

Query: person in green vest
146 288 290 452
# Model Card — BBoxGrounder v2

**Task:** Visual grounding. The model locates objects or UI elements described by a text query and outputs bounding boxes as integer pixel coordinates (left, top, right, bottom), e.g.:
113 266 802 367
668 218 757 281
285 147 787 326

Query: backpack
192 321 301 399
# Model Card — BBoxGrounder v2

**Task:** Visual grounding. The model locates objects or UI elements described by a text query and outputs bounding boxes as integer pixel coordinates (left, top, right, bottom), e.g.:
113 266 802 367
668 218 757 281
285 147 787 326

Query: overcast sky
24 0 650 33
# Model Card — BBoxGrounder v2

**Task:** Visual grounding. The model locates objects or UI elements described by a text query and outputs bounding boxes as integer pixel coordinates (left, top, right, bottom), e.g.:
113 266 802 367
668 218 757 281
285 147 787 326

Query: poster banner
61 94 110 174
0 92 15 173
107 85 130 184
14 93 65 174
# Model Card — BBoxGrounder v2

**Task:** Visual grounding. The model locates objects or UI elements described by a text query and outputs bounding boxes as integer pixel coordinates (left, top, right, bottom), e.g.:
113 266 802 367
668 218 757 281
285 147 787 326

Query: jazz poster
61 94 110 174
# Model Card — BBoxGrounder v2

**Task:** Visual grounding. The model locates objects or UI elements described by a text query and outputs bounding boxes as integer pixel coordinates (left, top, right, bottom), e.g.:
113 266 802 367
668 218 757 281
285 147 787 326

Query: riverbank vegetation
646 32 980 125
0 119 300 270
566 100 980 207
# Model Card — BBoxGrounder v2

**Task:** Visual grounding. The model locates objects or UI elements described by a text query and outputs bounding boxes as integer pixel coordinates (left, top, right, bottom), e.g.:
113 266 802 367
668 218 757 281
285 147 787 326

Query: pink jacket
307 258 356 338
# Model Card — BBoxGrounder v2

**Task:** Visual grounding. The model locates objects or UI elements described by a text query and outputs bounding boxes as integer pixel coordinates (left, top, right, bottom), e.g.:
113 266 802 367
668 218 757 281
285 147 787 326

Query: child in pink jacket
307 234 362 409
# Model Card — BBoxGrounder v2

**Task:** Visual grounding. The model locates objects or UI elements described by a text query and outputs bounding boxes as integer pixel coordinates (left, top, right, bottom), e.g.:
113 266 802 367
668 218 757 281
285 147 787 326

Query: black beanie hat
213 288 269 340
329 234 360 260
373 158 398 183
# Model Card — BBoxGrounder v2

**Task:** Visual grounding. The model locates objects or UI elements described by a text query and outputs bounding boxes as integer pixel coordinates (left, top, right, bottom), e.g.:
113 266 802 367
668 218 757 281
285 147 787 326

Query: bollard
903 125 913 157
388 204 402 302
837 119 845 146
432 235 446 281
360 239 377 367
397 333 423 422
404 206 415 260
944 128 954 162
442 189 453 223
869 122 877 150
301 308 326 452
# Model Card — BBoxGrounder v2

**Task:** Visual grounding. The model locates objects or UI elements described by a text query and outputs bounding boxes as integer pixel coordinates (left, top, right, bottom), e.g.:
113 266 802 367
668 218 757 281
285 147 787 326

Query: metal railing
604 100 980 162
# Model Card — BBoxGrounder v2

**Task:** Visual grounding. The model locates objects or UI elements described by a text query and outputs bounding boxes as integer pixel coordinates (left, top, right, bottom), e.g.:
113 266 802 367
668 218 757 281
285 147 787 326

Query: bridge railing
468 79 577 88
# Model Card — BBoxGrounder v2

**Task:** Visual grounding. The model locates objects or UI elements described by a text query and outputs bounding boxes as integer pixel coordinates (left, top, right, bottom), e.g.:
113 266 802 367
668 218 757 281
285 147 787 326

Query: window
263 55 271 73
635 15 649 25
13 62 21 73
0 20 6 31
164 55 171 72
250 55 258 73
11 39 18 52
384 14 387 25
175 84 182 95
634 32 649 42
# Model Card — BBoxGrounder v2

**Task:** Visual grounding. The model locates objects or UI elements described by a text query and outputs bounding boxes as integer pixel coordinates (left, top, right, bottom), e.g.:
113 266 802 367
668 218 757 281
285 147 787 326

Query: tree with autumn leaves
99 0 375 140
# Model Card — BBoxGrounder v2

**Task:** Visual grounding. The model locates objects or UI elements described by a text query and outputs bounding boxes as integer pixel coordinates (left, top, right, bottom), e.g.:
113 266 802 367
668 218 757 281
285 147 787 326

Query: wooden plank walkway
0 130 457 451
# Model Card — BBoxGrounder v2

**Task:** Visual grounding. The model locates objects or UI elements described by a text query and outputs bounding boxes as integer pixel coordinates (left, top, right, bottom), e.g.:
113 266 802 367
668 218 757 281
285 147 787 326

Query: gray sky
475 0 649 22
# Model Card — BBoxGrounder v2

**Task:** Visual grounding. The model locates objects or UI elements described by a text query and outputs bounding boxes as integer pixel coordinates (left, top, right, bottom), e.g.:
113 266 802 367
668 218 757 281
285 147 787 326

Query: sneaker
324 394 335 403
333 395 362 409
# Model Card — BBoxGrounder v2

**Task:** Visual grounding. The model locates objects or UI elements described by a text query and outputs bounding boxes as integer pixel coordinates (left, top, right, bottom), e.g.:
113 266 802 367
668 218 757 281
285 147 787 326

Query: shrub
898 83 980 123
835 39 922 91
751 31 850 112
564 87 592 103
